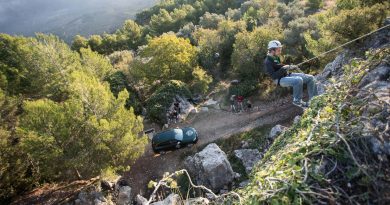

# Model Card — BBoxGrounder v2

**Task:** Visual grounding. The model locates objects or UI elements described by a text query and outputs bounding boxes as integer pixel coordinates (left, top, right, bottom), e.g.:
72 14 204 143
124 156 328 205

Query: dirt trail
11 97 303 204
124 96 303 198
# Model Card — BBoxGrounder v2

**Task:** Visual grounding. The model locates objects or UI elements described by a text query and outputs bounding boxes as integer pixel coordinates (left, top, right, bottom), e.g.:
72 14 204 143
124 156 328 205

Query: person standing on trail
174 101 181 114
264 40 318 107
230 95 236 112
237 95 244 112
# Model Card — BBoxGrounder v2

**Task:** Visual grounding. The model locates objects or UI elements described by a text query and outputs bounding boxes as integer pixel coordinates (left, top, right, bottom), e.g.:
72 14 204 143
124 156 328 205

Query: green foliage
1 34 82 100
132 34 197 85
0 92 38 203
325 3 388 43
190 66 212 94
149 5 196 36
237 48 390 204
71 35 88 51
217 20 247 68
304 3 388 68
71 20 143 55
232 26 282 79
276 1 305 27
229 79 259 97
193 28 222 71
105 71 143 115
225 8 242 21
108 50 134 71
241 0 278 29
18 71 147 181
283 17 317 63
115 19 143 50
145 80 191 124
0 34 31 94
80 48 114 80
87 35 103 52
336 0 385 10
307 0 323 11
199 12 225 29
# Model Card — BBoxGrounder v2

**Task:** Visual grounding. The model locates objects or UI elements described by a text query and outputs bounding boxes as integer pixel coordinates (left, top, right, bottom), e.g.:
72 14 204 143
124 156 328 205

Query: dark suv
152 127 198 153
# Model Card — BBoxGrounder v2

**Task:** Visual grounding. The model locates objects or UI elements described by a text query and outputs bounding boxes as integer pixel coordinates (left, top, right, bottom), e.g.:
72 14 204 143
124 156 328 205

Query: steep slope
236 20 390 204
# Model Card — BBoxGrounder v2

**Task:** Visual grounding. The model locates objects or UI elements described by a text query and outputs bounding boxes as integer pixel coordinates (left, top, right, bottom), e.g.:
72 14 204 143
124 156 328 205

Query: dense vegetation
239 46 390 204
0 0 389 203
0 35 147 202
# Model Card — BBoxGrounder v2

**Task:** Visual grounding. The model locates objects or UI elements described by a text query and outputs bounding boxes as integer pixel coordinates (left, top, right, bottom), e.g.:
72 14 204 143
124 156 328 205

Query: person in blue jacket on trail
264 40 318 108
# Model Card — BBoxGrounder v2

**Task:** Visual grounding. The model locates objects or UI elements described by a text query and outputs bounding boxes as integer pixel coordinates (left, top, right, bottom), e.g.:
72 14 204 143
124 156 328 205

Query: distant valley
0 0 157 43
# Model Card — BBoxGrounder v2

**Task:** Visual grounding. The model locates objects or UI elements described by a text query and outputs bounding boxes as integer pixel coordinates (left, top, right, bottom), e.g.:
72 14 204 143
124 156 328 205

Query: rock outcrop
234 149 262 174
184 143 234 192
268 124 287 140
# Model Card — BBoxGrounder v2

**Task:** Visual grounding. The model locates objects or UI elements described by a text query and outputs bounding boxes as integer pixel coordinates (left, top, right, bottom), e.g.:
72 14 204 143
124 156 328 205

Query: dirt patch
11 96 303 204
125 96 302 199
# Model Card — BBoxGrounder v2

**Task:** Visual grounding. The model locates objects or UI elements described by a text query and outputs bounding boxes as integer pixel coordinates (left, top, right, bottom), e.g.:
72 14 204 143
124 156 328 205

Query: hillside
0 0 389 204
0 0 157 43
237 23 390 204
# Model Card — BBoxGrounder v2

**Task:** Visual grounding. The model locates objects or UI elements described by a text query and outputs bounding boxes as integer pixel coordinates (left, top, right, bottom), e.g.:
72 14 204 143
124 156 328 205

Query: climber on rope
264 40 318 108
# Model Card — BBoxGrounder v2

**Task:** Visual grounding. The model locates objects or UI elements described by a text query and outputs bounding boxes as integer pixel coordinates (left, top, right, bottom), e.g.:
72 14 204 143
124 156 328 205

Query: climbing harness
292 23 390 71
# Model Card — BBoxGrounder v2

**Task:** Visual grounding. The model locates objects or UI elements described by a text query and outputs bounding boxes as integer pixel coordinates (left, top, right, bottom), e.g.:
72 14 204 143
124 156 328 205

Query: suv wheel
175 142 181 149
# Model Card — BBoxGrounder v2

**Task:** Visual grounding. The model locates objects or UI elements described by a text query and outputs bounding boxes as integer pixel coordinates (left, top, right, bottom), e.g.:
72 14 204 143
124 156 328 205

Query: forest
0 0 389 203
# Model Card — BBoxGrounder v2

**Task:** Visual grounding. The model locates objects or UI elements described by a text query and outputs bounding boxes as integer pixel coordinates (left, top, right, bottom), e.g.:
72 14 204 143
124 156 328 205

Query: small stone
150 193 180 205
219 189 228 194
234 149 262 174
239 180 249 188
200 107 209 112
183 197 209 205
136 194 148 205
269 124 287 140
117 186 131 205
205 193 215 200
293 115 301 124
234 172 241 179
241 140 250 148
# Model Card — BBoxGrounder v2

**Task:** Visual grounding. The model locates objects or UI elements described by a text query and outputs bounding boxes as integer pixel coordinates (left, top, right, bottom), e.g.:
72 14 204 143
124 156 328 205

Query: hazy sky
0 0 156 37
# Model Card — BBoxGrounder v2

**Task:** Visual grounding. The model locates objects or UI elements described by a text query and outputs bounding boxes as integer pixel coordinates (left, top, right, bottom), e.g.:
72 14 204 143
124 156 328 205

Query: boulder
358 65 390 89
183 197 209 205
151 193 180 205
200 107 209 112
364 17 390 49
136 194 148 205
234 149 262 174
234 172 241 179
117 186 131 205
75 191 111 205
241 140 250 149
184 143 234 192
269 125 287 140
168 96 195 122
293 115 301 124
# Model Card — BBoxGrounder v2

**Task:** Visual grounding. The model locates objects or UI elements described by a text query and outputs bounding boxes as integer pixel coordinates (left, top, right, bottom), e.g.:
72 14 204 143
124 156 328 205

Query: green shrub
229 79 259 97
190 66 213 95
105 71 142 115
17 71 148 181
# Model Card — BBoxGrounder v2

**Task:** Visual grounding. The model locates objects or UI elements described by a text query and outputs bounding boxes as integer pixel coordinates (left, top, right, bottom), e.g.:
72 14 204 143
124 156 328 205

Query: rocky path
124 96 303 198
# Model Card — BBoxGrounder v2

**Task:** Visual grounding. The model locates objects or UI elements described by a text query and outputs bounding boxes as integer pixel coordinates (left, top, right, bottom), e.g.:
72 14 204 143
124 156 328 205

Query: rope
294 23 390 68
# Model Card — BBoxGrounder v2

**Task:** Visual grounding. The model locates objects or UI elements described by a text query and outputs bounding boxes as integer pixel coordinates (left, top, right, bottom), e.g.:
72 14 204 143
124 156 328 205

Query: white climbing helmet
267 40 283 50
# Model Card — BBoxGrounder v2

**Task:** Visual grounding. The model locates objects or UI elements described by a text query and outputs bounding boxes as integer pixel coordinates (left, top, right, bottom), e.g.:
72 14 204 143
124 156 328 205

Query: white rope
294 23 390 68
